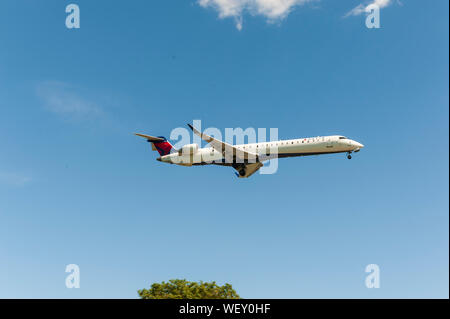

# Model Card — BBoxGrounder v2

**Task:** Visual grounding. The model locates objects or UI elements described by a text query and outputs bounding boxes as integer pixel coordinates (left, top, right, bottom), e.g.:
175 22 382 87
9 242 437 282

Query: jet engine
179 143 199 155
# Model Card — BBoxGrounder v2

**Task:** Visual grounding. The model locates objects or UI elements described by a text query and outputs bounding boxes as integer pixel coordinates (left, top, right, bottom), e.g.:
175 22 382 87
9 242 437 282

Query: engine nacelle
179 143 199 155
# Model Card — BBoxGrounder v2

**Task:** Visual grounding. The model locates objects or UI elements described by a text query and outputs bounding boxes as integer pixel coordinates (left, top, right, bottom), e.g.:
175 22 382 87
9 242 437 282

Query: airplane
135 124 364 178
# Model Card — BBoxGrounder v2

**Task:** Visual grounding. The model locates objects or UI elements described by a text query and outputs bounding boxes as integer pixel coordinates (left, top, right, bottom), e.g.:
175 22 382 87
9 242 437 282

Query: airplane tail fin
135 133 175 156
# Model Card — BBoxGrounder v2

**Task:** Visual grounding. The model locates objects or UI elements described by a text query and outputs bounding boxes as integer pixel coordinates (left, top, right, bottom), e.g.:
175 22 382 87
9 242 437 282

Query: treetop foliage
138 279 241 299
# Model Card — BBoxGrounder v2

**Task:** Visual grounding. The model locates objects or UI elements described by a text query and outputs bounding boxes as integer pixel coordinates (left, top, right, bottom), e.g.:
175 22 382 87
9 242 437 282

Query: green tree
138 279 241 299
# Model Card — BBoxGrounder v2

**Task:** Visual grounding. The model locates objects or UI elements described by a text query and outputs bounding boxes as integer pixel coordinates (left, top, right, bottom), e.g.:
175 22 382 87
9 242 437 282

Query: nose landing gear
347 152 352 160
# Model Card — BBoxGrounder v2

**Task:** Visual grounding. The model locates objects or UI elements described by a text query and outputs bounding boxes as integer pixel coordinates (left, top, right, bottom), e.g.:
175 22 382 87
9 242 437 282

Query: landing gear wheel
347 154 352 160
239 169 246 177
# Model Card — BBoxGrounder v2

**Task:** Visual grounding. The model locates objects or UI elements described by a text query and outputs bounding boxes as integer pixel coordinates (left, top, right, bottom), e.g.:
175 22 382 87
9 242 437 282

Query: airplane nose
357 142 364 148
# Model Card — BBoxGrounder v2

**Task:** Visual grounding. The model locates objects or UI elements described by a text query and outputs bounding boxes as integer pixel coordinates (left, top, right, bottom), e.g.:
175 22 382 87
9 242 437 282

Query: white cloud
0 172 32 187
36 81 103 119
198 0 313 30
345 0 392 17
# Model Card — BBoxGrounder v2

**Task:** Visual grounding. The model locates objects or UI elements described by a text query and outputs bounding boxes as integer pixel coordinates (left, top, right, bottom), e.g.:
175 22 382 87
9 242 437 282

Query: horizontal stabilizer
134 133 166 142
135 133 175 155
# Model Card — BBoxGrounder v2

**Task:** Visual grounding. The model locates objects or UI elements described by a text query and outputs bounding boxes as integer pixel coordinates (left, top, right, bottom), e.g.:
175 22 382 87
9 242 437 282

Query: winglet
187 123 203 138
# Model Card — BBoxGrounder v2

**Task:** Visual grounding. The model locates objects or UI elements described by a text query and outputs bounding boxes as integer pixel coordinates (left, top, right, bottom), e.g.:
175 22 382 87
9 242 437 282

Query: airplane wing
187 124 259 164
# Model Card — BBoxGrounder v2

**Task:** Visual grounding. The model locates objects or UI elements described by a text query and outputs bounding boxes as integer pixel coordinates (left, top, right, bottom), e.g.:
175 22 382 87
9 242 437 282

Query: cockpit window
339 136 347 139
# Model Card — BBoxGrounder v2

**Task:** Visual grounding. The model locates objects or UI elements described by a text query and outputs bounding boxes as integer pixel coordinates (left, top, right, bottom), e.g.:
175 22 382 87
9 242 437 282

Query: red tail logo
152 137 173 156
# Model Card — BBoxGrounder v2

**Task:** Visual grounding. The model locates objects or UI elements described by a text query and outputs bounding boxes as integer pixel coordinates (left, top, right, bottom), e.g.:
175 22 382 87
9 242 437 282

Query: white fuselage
158 135 364 166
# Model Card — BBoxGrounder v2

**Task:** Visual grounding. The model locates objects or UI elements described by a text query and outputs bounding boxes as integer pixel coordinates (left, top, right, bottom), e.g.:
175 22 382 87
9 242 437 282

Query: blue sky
0 0 448 298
